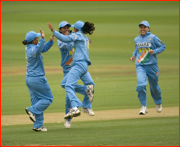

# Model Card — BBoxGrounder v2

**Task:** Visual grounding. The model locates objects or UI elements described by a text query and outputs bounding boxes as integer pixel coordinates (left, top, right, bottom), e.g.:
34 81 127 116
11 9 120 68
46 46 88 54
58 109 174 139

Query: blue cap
59 21 71 28
71 21 84 31
25 31 41 43
139 20 150 27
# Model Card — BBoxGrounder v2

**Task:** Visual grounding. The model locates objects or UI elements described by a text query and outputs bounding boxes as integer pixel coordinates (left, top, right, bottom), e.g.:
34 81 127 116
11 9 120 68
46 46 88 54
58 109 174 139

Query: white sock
73 107 78 110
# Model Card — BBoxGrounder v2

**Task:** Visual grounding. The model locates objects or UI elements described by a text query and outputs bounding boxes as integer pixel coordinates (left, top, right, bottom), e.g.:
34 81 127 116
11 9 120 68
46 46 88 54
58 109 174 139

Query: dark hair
22 40 28 45
22 39 34 45
81 22 95 35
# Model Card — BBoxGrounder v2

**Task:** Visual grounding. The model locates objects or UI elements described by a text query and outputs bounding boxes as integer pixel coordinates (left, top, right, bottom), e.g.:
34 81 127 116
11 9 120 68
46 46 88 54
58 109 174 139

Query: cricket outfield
1 1 179 146
1 107 179 126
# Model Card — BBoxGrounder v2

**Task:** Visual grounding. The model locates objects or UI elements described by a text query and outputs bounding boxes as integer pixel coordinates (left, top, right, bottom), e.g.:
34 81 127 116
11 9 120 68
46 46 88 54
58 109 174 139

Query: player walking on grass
22 29 54 131
57 21 95 128
130 21 166 115
48 20 95 120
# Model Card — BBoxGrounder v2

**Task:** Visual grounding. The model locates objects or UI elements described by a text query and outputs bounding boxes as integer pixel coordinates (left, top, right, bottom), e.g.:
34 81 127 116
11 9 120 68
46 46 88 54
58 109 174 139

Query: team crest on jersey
32 48 35 51
148 37 152 41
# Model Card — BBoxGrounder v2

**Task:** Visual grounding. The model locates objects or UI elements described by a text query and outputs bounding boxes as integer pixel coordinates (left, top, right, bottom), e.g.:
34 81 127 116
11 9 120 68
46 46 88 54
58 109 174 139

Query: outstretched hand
40 29 45 38
50 35 55 42
48 22 55 32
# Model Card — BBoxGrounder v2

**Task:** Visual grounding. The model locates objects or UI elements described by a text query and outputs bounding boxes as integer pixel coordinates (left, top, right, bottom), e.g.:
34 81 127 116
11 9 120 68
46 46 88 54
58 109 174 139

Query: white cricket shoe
64 108 81 119
156 104 162 113
64 120 71 129
33 126 47 132
25 108 36 122
81 107 95 116
139 106 148 115
86 85 94 102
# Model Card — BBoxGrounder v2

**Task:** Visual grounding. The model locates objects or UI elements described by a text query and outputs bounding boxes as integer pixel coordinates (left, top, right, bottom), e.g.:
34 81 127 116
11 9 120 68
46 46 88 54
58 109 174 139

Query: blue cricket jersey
53 30 91 66
57 39 74 73
133 31 166 65
25 38 54 76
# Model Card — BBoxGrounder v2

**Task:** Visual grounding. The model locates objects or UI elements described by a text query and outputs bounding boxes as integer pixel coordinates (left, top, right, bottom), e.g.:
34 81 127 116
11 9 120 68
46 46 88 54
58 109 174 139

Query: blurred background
1 1 179 115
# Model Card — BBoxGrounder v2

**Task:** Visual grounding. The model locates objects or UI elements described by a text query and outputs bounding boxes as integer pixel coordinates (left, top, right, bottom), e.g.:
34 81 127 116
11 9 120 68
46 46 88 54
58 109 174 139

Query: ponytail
81 22 95 35
22 40 28 45
22 40 33 45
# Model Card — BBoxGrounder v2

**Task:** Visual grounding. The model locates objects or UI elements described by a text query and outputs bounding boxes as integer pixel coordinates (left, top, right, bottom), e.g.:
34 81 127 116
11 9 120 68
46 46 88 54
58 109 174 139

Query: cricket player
130 20 166 115
48 20 95 120
57 21 95 128
23 29 54 131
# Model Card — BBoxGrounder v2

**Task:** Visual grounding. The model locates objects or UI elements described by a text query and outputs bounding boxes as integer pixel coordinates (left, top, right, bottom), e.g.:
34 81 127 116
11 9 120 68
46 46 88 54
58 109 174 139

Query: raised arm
48 22 76 43
30 29 45 57
42 35 55 53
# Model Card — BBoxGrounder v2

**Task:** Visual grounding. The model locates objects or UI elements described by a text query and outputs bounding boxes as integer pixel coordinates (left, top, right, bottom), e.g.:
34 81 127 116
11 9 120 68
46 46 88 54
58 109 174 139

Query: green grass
1 1 179 67
1 65 179 115
1 1 179 146
1 117 179 146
